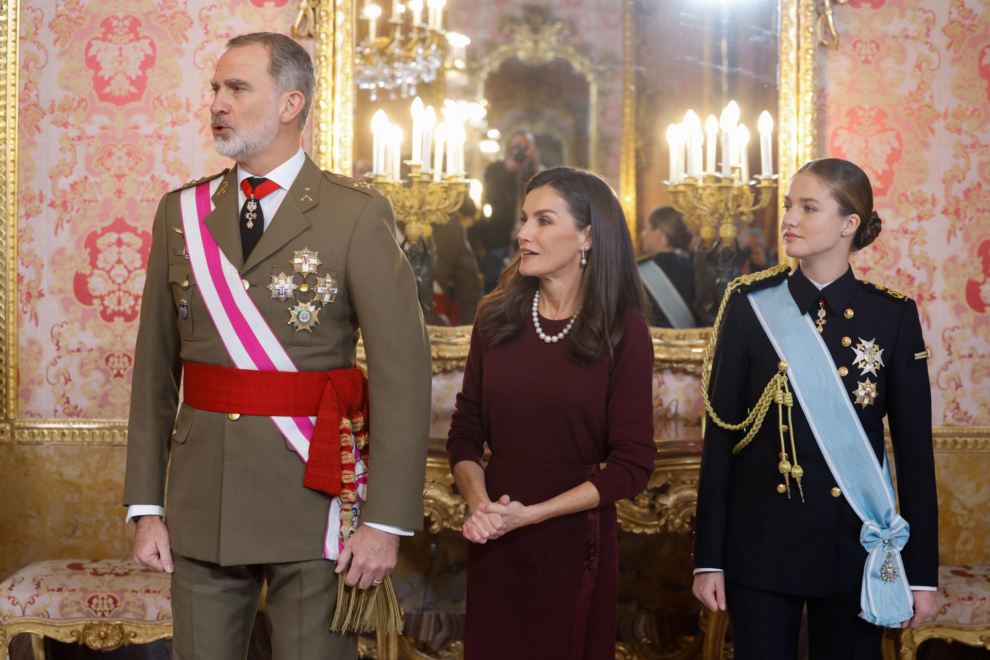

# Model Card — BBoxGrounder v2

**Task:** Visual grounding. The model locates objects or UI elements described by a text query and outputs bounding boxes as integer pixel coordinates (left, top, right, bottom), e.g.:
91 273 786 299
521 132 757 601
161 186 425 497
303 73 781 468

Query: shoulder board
861 281 910 302
733 263 791 296
173 169 229 193
322 170 381 197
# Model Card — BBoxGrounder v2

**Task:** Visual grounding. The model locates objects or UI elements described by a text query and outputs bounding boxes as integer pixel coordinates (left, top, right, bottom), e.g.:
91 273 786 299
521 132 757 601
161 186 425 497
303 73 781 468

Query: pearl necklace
532 290 579 344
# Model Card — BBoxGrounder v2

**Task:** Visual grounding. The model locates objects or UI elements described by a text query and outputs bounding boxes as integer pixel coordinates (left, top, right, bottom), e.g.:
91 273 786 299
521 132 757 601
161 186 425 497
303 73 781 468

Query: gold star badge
315 275 339 305
853 378 878 409
288 301 320 332
268 272 299 302
292 248 322 275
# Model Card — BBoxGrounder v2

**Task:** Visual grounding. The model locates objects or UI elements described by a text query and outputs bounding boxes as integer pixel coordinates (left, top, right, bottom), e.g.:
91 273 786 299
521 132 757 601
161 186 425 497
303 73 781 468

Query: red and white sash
179 178 366 560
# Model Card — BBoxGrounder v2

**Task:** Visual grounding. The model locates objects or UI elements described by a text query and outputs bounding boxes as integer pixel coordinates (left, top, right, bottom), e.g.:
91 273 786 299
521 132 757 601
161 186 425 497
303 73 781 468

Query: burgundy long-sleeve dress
446 306 657 660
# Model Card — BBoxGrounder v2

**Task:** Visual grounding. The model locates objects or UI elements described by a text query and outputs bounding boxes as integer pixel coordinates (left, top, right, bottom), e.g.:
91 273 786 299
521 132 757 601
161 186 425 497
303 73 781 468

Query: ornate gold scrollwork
292 0 318 39
79 622 127 651
615 459 700 535
817 0 849 49
423 455 469 533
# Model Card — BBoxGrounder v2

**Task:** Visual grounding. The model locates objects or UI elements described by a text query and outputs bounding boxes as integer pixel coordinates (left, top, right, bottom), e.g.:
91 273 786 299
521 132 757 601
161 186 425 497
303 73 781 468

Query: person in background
638 206 697 328
471 131 543 293
738 226 778 275
429 197 483 325
448 167 657 659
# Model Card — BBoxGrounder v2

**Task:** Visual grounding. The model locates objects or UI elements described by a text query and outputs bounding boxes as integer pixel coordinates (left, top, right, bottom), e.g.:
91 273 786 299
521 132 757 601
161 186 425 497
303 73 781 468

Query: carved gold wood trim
620 0 637 246
0 620 172 653
1 0 19 422
311 0 334 169
894 622 990 658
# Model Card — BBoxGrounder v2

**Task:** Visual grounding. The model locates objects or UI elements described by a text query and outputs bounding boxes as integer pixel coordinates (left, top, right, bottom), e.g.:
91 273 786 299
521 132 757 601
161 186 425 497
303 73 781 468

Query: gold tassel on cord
330 573 404 634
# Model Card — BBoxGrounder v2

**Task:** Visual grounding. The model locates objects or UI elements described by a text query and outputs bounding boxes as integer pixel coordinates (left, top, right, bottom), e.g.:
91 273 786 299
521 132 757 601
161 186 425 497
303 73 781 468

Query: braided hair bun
853 210 882 251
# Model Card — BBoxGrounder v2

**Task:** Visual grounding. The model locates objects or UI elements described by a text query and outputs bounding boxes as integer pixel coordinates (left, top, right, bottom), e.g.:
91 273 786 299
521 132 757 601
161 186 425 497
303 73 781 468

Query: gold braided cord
701 264 792 445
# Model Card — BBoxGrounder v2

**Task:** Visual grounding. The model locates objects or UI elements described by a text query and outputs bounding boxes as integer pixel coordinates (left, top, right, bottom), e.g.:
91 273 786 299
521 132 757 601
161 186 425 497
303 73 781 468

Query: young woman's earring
580 246 587 266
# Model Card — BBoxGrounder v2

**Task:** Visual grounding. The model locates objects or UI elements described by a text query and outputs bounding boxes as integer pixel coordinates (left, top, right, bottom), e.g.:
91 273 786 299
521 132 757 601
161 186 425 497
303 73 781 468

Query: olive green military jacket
123 155 432 566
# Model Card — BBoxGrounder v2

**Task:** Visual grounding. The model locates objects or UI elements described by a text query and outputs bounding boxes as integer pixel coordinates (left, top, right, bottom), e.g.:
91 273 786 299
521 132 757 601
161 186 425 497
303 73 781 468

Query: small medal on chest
853 378 878 408
179 299 189 320
315 275 339 305
245 197 259 229
268 272 299 302
815 299 827 333
293 248 322 275
852 338 884 376
288 301 320 332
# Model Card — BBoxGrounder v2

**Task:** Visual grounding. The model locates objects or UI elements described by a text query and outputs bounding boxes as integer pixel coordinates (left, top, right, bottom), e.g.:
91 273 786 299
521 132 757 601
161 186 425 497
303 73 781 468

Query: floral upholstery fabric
931 565 990 627
0 559 171 625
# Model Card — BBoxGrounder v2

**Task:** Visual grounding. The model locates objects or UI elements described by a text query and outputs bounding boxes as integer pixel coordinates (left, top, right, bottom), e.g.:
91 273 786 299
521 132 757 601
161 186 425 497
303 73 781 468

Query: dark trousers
725 579 883 660
171 553 358 660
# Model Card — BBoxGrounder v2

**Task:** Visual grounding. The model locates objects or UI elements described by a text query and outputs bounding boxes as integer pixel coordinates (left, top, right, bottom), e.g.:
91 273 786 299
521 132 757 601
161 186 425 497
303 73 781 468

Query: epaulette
732 263 791 296
322 170 380 197
861 281 910 303
173 169 229 192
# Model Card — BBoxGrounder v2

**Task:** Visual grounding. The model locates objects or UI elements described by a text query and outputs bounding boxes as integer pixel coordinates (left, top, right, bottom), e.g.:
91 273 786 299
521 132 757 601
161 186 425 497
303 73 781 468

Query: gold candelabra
666 172 777 245
373 164 468 241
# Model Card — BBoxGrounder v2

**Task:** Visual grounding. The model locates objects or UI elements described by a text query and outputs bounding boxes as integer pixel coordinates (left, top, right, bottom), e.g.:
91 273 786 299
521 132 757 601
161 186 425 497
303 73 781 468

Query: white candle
410 97 424 164
433 123 447 182
719 107 733 179
371 110 388 176
365 4 381 40
705 115 718 175
738 124 750 183
421 105 436 172
391 124 403 181
409 0 423 26
675 124 686 182
758 111 774 177
684 110 702 178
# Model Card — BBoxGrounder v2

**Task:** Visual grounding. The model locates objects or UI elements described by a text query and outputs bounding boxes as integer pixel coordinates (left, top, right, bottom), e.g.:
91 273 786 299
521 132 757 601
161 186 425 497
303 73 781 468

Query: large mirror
346 0 784 331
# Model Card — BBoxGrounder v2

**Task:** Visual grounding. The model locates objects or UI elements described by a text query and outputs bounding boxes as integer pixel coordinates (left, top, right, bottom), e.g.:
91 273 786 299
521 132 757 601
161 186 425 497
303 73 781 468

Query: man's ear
279 90 306 126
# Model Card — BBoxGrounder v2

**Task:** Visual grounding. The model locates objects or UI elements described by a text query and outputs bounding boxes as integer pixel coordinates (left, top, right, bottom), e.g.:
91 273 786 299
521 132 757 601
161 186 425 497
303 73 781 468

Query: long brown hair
797 158 882 251
476 166 650 365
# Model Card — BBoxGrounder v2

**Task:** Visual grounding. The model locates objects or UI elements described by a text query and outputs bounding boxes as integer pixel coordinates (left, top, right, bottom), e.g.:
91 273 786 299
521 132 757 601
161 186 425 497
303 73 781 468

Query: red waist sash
182 361 369 498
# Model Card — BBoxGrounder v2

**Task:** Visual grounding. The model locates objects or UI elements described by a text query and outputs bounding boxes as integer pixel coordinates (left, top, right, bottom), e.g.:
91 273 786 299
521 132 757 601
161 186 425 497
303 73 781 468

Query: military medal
288 301 320 332
292 248 322 275
268 272 299 302
852 337 884 376
179 299 189 320
815 299 827 333
853 378 878 408
315 275 338 305
880 546 899 582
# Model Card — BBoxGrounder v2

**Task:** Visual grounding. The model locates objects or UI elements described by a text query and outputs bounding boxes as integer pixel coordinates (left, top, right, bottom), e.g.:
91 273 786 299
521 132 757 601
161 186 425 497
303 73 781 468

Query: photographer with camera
470 130 543 292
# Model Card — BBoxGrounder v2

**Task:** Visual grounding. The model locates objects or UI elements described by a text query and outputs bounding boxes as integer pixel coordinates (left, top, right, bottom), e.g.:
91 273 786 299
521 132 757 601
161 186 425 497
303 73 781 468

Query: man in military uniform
123 32 431 659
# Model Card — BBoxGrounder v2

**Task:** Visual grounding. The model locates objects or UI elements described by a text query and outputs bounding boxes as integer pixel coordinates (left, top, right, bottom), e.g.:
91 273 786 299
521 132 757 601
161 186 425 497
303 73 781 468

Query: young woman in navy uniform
692 158 938 659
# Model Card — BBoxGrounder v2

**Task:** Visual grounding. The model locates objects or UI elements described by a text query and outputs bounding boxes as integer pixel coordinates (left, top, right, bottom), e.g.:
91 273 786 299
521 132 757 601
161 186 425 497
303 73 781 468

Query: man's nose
210 94 228 118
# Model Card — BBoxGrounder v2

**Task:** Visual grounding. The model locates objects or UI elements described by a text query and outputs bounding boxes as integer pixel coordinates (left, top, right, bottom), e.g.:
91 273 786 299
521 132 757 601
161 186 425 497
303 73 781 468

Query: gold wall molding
1 0 19 421
620 0 637 247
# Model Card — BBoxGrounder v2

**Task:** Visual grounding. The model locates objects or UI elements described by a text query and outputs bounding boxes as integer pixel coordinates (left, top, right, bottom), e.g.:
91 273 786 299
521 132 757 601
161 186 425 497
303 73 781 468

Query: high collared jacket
693 266 938 597
123 155 432 566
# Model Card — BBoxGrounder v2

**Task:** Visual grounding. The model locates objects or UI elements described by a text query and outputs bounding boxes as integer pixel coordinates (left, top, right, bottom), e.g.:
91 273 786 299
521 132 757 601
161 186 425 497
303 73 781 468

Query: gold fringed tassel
330 573 404 634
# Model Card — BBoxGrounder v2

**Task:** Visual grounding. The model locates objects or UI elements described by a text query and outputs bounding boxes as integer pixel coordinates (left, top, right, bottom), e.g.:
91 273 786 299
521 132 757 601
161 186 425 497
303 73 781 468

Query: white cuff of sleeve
693 568 724 575
126 505 165 524
364 522 414 536
910 586 936 591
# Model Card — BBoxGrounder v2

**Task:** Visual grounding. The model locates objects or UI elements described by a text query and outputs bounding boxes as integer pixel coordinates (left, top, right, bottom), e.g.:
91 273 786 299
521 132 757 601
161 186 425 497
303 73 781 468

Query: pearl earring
580 246 587 266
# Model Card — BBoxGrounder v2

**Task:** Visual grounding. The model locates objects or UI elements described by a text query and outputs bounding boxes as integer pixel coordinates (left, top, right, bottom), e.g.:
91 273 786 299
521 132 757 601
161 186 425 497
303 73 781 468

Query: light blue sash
748 280 914 627
638 260 694 329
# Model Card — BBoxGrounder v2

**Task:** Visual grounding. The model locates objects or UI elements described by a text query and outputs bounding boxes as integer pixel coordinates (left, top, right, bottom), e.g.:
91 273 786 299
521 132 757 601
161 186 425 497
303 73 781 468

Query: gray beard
212 101 280 162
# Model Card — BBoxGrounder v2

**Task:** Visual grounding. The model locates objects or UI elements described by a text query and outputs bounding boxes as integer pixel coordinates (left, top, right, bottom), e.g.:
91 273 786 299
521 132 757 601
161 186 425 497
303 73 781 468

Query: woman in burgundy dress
446 167 658 659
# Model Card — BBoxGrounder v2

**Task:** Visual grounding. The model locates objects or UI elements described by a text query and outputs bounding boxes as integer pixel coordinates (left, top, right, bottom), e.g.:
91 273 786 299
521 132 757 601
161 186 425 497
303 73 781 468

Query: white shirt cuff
126 505 164 524
910 586 937 591
364 522 414 536
693 568 723 574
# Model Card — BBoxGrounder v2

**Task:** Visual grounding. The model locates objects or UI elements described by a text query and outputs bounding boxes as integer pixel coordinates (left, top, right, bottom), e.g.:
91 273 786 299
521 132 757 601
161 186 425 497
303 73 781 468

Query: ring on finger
373 579 383 585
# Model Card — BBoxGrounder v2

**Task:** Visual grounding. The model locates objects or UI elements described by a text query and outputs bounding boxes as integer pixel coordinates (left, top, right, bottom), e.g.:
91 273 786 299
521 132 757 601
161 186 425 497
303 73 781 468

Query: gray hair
226 32 315 131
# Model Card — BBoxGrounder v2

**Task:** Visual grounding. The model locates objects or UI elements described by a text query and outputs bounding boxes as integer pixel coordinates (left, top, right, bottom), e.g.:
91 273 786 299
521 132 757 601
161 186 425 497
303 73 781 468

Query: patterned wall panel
820 0 990 425
17 0 307 419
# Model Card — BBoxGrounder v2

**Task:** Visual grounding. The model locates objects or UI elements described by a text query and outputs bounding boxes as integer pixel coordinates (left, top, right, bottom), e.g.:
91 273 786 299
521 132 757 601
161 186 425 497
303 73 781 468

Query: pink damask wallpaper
821 0 990 425
17 0 307 419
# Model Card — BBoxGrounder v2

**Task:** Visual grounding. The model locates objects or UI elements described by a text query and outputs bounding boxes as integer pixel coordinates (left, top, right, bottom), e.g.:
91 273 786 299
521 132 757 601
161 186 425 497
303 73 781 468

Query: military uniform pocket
168 264 212 342
170 404 195 445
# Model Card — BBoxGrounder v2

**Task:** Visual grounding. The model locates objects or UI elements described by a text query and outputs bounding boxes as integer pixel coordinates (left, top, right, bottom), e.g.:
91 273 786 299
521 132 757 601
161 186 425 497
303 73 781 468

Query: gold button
844 309 854 319
777 484 787 494
300 284 309 292
171 429 177 437
842 337 852 347
181 279 190 288
838 367 849 377
242 279 250 290
831 487 842 498
228 413 241 421
778 361 788 372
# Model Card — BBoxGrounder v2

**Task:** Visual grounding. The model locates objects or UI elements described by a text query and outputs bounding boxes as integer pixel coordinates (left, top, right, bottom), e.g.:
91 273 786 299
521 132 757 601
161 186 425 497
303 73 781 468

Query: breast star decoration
315 275 339 305
268 272 299 302
853 378 878 409
851 338 884 376
288 301 321 332
292 248 322 275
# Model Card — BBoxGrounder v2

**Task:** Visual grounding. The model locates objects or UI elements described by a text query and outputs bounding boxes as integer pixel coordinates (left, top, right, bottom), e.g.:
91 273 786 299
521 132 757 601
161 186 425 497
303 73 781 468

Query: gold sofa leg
29 634 45 660
701 607 730 660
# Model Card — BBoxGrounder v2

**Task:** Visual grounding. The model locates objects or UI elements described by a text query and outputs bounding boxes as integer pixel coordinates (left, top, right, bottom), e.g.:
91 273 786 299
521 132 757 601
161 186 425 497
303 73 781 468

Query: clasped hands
462 494 536 544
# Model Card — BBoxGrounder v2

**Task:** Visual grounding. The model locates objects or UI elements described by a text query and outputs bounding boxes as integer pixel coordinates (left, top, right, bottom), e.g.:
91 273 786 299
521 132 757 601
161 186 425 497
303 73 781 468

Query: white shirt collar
236 148 307 191
807 276 836 291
